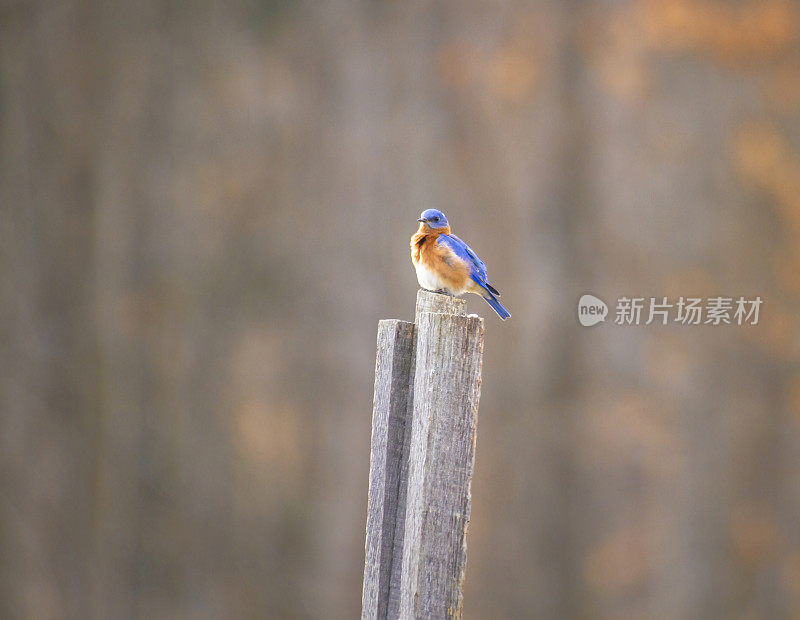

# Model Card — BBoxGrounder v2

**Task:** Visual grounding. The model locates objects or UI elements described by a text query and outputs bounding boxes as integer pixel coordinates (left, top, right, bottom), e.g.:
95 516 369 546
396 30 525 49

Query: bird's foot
421 287 454 297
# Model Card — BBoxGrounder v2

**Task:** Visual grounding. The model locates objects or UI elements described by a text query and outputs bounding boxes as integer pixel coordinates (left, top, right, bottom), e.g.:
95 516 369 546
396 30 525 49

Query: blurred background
2 0 800 618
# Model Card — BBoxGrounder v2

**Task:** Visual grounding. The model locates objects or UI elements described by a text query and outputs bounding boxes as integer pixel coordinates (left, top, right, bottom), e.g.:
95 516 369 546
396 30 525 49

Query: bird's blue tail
483 293 511 320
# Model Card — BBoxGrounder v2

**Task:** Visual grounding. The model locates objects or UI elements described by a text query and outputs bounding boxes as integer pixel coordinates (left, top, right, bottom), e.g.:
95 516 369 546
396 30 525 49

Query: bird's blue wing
438 233 510 319
437 234 488 283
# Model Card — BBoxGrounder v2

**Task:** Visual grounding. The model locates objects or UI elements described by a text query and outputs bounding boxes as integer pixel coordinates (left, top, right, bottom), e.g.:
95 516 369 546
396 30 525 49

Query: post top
415 289 467 324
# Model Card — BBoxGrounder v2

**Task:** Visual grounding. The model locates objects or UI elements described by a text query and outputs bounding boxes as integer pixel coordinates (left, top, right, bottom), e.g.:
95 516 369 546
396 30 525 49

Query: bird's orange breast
410 228 471 293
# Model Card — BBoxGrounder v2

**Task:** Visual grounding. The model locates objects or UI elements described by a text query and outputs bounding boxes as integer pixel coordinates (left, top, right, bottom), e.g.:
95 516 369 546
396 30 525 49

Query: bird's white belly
415 261 446 292
415 261 466 295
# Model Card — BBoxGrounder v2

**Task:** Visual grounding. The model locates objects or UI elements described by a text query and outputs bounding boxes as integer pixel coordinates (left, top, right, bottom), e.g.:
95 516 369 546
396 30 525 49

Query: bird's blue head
417 209 449 230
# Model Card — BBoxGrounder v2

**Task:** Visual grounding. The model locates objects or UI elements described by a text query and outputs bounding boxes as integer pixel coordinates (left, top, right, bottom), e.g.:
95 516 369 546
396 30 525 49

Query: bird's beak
417 218 426 223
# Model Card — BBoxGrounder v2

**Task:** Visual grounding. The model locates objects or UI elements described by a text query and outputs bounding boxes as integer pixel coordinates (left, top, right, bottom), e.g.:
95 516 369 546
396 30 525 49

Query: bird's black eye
433 216 439 222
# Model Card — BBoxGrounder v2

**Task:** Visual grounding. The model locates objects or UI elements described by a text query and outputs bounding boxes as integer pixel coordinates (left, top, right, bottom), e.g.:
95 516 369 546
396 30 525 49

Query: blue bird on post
410 209 511 320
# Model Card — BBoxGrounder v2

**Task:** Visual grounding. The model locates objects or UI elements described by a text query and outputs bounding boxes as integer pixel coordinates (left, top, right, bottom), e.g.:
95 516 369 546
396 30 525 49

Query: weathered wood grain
414 289 466 323
399 308 484 619
362 319 415 619
363 290 484 620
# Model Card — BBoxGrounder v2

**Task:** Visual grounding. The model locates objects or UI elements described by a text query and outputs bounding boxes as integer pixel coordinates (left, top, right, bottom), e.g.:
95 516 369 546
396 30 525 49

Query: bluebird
411 209 511 320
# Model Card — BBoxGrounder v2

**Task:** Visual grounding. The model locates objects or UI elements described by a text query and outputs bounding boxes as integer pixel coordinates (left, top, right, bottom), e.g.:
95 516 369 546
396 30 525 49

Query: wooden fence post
362 290 485 619
362 319 414 618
